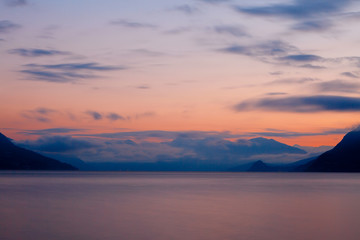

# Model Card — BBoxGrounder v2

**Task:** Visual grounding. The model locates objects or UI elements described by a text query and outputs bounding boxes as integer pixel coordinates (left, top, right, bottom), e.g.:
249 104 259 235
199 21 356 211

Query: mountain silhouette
305 130 360 172
0 132 77 170
247 160 273 172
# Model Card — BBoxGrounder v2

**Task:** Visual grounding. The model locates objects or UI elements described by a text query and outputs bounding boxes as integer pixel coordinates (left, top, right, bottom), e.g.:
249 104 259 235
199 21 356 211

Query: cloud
135 85 150 89
26 62 125 71
20 70 97 83
85 111 152 121
163 27 193 35
199 0 230 3
279 54 323 62
21 107 57 122
220 41 330 69
4 0 27 7
20 62 126 83
234 0 353 19
269 71 283 75
220 40 298 59
291 20 333 31
19 135 97 153
86 111 102 120
110 19 157 29
233 1 355 33
167 136 306 159
234 95 360 112
314 80 360 93
0 20 21 33
18 129 311 166
172 5 199 15
213 25 248 37
20 128 87 135
78 130 245 141
107 113 125 121
134 112 156 119
341 72 359 78
266 92 287 96
38 25 60 39
131 49 165 57
266 77 318 85
299 64 327 69
250 127 351 138
8 48 70 57
219 40 353 69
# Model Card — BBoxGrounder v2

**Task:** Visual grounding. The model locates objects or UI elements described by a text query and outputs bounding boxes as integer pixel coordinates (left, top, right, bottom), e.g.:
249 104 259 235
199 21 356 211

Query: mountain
247 160 274 172
305 130 360 172
293 144 332 155
244 156 317 172
244 137 307 155
0 133 77 170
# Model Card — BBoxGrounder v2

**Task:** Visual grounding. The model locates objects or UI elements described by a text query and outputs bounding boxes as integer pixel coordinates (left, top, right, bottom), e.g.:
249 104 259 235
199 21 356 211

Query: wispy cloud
220 40 297 59
278 54 323 62
219 40 360 69
107 113 125 121
86 111 154 121
21 107 57 123
0 20 21 33
291 20 333 32
250 127 351 138
26 63 125 71
172 5 199 15
299 64 326 69
234 95 360 112
341 71 359 78
213 25 248 37
314 80 360 93
8 48 70 57
20 69 97 83
198 0 230 4
220 40 314 67
20 128 87 136
163 26 193 35
4 0 27 7
234 0 353 19
135 85 151 89
266 92 288 96
20 62 127 83
266 77 318 85
86 111 103 120
110 19 157 29
233 0 355 32
131 49 165 57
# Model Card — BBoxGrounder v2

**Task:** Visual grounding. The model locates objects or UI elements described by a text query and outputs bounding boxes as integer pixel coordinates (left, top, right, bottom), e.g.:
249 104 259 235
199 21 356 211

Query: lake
1 172 360 240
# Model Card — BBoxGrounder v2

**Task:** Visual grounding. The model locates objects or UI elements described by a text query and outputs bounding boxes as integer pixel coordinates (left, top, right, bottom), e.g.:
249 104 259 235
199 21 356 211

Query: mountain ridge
305 130 360 172
0 132 78 170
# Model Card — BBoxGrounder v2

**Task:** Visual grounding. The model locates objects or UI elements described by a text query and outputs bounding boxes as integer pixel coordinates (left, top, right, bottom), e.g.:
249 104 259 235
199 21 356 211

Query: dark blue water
1 172 360 240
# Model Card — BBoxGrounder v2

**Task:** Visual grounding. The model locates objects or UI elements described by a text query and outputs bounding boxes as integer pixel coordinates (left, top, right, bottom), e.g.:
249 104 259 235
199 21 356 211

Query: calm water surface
1 172 360 240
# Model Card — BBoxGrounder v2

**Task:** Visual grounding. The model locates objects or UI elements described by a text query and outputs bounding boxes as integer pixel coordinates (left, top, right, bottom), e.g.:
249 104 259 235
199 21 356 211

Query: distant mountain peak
248 137 306 154
250 137 276 143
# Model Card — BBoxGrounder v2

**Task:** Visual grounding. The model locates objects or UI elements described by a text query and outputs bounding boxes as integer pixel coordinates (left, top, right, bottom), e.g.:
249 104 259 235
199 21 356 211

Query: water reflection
1 172 360 240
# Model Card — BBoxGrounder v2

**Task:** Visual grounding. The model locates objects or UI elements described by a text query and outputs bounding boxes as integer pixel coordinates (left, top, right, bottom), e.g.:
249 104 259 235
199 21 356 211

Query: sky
1 0 360 165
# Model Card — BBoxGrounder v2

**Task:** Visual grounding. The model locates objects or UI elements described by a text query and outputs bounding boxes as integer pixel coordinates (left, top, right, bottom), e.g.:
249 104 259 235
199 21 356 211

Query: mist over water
1 172 360 240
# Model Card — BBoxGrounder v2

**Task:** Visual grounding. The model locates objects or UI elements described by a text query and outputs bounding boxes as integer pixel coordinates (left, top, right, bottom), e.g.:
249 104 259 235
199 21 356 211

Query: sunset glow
1 0 360 164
